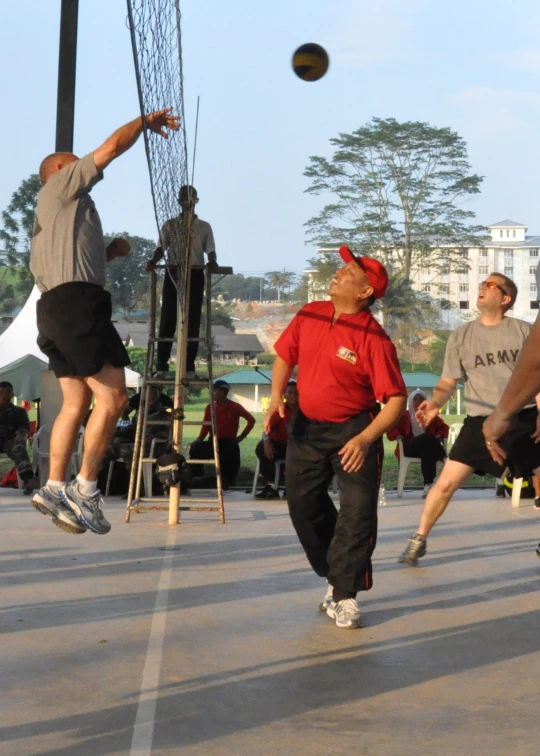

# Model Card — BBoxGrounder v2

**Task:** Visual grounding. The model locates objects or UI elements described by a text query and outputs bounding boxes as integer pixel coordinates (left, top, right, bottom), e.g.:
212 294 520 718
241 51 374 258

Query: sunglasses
479 280 508 296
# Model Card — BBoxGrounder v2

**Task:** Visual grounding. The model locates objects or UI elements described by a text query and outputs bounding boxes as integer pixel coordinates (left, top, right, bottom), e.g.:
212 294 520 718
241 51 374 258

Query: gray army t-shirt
30 153 106 292
442 317 534 416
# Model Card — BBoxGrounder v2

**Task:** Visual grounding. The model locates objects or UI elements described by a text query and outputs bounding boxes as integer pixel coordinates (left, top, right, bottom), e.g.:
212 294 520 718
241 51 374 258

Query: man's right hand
416 400 440 429
145 108 181 138
146 260 157 272
264 397 285 434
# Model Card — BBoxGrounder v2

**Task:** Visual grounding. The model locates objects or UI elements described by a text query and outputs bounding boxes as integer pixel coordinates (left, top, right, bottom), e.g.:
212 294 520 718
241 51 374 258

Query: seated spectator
122 387 173 425
190 379 255 488
0 381 35 494
387 389 449 497
254 381 298 499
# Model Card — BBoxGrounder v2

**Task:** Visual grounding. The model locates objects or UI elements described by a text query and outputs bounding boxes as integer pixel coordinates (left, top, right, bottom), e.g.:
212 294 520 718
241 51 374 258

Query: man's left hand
338 433 370 473
482 410 512 465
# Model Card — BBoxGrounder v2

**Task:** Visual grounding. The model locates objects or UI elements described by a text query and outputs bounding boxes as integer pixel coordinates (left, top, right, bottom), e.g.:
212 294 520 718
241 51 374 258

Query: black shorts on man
36 282 130 378
449 407 540 478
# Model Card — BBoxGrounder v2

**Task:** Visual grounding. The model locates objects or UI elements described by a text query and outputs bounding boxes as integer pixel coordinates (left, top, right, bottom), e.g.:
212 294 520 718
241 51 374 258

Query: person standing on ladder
146 185 217 380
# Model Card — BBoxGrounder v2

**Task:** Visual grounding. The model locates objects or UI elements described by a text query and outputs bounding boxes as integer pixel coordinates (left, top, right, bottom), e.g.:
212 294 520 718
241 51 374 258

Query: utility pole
55 0 79 152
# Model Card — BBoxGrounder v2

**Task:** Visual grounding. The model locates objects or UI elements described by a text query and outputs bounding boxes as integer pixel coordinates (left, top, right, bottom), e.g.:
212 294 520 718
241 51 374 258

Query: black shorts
36 282 130 378
449 407 540 478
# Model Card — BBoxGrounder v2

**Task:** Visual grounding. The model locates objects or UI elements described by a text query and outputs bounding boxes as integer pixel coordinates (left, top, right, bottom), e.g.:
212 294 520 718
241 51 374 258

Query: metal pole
55 0 79 152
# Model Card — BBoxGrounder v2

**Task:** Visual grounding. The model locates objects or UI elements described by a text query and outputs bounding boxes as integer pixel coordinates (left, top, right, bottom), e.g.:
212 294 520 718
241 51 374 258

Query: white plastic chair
448 423 464 448
495 472 524 509
396 437 448 497
252 458 285 497
141 437 169 497
397 438 422 498
33 425 84 482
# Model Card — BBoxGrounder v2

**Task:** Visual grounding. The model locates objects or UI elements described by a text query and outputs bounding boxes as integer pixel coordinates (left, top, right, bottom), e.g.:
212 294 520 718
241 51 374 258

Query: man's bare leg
399 459 473 566
32 376 91 535
79 364 128 482
417 459 474 537
49 376 93 481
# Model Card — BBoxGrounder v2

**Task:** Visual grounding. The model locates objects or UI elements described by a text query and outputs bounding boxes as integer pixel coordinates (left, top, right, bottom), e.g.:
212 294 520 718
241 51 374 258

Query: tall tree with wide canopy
304 118 485 279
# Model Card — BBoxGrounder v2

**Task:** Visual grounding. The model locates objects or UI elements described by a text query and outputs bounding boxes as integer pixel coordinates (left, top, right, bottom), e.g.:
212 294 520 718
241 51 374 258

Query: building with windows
412 220 540 327
305 220 540 327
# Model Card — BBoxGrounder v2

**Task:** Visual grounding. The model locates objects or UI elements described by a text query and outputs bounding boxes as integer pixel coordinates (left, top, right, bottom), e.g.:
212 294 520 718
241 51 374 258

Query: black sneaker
399 534 427 566
496 484 506 498
534 497 540 510
255 485 281 500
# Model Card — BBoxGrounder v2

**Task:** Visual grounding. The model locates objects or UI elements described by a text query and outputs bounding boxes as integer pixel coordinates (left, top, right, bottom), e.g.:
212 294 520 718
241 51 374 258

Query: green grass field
1 409 494 492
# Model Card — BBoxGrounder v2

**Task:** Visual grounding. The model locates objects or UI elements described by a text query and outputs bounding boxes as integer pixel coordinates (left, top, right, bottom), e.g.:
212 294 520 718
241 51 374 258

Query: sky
1 0 540 278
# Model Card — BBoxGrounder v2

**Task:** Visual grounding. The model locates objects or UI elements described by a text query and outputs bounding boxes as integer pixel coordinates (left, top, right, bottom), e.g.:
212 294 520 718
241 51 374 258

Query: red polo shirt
267 405 292 444
274 301 407 423
198 399 255 440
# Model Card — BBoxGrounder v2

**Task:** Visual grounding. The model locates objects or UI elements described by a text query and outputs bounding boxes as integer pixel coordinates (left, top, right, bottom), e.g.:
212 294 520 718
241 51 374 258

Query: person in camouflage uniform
0 382 35 494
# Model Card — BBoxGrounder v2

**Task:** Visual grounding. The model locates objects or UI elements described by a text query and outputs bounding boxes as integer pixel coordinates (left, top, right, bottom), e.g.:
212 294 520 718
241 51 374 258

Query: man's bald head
39 152 78 184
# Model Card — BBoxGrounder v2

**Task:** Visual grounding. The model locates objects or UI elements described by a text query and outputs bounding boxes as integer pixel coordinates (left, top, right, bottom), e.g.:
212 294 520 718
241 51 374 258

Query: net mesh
126 0 190 311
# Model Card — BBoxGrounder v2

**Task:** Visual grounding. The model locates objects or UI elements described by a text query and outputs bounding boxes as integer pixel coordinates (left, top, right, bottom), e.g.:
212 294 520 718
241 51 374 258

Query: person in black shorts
29 108 179 536
399 272 540 566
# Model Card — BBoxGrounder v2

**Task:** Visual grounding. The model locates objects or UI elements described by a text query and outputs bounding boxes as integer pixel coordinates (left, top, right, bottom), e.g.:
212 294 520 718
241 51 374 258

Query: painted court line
130 527 177 756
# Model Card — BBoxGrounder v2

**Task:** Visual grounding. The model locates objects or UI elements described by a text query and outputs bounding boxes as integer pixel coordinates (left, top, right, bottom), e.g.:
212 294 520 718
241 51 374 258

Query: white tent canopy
0 286 141 394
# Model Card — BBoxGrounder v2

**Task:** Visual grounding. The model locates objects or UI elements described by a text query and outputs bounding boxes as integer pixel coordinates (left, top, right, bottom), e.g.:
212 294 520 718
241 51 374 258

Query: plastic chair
33 425 84 481
396 436 449 497
397 438 422 497
252 458 285 497
448 423 464 448
495 471 524 509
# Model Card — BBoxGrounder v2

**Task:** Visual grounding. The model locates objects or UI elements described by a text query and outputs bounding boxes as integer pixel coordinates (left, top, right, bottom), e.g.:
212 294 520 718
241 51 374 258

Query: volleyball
292 43 329 82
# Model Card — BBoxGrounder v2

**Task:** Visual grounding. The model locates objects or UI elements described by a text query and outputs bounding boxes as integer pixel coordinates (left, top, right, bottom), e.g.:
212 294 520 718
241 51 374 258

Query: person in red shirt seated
255 381 298 500
189 379 255 488
387 389 449 497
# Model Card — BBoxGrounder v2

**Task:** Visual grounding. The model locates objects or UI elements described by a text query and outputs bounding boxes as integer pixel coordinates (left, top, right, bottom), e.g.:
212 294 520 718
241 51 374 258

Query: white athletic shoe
32 486 86 535
326 598 363 629
318 580 334 612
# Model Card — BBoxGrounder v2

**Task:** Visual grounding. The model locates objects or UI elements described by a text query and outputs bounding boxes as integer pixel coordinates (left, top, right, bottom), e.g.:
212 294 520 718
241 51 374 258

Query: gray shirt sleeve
441 331 463 381
54 153 103 200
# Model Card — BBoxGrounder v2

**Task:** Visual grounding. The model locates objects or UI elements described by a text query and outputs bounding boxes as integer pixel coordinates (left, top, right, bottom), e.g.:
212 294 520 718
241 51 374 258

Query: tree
375 271 437 334
304 118 485 279
265 270 297 302
0 174 40 298
105 233 155 317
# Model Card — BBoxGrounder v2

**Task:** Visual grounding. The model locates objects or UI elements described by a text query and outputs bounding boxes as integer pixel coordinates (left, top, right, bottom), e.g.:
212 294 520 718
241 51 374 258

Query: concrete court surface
2 486 540 756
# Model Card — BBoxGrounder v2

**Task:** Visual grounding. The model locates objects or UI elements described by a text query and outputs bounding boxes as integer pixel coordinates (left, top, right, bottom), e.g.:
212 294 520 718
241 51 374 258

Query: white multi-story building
306 220 540 327
411 220 540 327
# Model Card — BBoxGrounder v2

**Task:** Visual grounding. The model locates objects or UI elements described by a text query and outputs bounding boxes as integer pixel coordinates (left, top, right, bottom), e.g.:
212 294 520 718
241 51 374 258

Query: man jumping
30 108 179 535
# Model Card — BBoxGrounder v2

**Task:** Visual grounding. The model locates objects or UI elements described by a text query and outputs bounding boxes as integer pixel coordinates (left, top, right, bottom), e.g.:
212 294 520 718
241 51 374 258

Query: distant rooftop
488 220 527 228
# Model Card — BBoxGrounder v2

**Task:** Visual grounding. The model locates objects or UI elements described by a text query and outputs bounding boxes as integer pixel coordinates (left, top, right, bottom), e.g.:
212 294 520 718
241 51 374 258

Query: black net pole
55 0 79 152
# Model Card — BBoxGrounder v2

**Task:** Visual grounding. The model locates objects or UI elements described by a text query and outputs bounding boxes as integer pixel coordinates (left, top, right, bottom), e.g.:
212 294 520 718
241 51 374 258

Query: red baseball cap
339 245 389 300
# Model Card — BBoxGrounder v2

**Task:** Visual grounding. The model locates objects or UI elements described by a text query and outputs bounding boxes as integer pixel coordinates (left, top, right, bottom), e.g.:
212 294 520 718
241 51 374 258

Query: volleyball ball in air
292 43 329 82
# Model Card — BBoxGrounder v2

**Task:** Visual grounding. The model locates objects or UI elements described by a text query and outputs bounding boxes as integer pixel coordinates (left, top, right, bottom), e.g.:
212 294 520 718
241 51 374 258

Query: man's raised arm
93 108 180 171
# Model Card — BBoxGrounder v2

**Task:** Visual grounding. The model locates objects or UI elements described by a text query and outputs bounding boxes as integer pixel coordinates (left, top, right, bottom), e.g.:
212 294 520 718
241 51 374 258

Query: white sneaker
422 484 433 498
318 580 333 612
326 598 363 629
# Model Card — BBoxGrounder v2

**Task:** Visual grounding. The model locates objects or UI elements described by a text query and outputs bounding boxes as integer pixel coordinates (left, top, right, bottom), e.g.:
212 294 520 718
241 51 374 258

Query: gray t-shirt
442 317 534 416
159 214 215 266
30 153 106 292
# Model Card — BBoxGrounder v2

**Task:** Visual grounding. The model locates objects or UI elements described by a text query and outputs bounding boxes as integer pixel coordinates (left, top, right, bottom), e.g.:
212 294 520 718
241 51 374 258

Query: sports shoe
61 481 111 535
254 484 281 500
326 598 363 629
399 533 427 566
422 483 433 498
153 370 171 380
185 370 202 381
496 483 506 498
534 497 540 510
318 581 333 612
32 486 86 535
